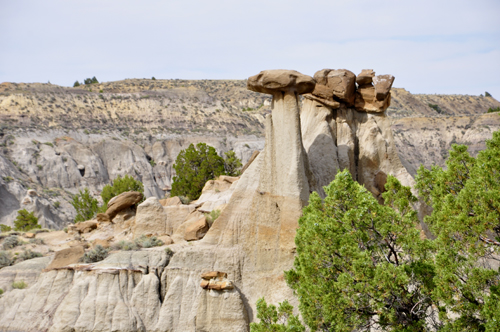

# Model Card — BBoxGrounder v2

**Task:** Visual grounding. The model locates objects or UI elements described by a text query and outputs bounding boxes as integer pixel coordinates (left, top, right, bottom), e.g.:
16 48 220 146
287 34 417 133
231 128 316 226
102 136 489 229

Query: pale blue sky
1 0 499 98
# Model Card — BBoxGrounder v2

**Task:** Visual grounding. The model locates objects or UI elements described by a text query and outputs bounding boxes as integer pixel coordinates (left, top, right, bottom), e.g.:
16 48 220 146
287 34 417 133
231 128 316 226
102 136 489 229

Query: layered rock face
302 68 413 200
0 69 442 331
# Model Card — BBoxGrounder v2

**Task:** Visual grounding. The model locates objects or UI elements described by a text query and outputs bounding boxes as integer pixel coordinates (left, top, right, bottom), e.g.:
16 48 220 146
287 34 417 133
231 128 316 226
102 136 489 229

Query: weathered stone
75 220 98 233
247 69 315 95
184 216 209 241
356 69 375 86
96 213 111 223
201 271 228 280
354 84 391 113
303 93 340 108
105 191 142 220
313 69 356 105
24 232 35 239
159 196 182 207
22 197 32 205
133 197 167 238
27 189 38 197
157 235 173 245
200 279 209 289
92 238 111 248
373 74 395 101
46 246 85 270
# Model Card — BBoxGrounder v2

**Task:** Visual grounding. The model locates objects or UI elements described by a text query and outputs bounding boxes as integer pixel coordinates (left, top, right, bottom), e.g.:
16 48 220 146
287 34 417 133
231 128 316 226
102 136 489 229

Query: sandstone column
247 70 315 202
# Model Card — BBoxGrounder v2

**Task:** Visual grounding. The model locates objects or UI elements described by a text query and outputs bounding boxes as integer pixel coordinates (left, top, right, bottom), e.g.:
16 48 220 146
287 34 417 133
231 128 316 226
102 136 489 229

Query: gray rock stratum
1 77 499 229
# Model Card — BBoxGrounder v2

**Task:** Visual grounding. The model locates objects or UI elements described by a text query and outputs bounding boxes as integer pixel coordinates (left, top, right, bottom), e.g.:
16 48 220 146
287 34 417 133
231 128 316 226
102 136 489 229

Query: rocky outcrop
45 246 85 270
106 191 143 220
132 196 167 238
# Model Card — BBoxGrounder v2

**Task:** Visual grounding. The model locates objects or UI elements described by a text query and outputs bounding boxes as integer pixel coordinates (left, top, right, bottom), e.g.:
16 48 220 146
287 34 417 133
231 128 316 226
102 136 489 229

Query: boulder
133 197 168 238
158 235 173 245
313 69 356 105
354 84 391 113
247 69 315 95
46 246 85 270
27 189 38 197
356 69 375 86
303 93 340 108
165 204 196 235
105 191 143 220
96 213 111 223
24 232 35 239
92 238 111 249
75 220 98 233
22 197 32 205
373 74 395 101
184 216 209 241
159 196 182 207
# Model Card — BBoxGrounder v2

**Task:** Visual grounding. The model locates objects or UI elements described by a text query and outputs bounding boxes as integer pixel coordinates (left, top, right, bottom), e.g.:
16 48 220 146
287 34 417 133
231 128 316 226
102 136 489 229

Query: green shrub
485 91 492 97
43 142 54 147
178 196 192 204
223 150 242 176
428 103 442 113
2 176 13 182
165 247 174 256
0 288 3 295
16 249 42 262
0 224 12 232
2 236 22 250
205 209 221 227
250 298 305 332
112 240 139 251
12 280 27 289
134 235 163 248
0 251 14 268
151 76 156 80
84 76 99 85
71 188 99 223
29 238 45 245
82 245 109 263
14 210 41 232
487 107 500 113
100 175 144 207
73 81 81 87
149 159 156 167
63 227 68 233
53 201 60 209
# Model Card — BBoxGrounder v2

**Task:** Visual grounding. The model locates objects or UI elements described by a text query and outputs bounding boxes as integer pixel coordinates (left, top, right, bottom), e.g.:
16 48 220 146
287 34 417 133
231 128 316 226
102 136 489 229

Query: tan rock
22 197 32 205
24 232 35 239
219 175 239 183
356 69 375 86
158 235 173 245
354 84 391 113
133 197 167 239
105 191 143 220
95 213 111 223
184 216 209 241
313 69 356 105
75 220 98 233
303 93 340 108
165 204 196 235
27 189 38 197
159 196 182 207
373 74 395 101
241 150 259 174
247 69 315 95
201 271 228 280
200 279 209 289
46 246 85 270
92 238 110 249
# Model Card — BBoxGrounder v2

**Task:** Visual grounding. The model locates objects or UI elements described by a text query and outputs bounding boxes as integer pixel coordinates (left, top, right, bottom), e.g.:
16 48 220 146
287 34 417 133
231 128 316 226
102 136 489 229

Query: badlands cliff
0 68 476 331
1 78 499 229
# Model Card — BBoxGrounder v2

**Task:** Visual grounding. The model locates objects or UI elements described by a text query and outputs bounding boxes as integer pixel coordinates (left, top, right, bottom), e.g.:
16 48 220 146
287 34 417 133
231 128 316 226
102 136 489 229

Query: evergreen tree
415 131 500 330
285 170 437 331
14 209 41 231
223 150 242 176
250 298 305 332
171 143 226 200
73 81 80 87
71 188 99 223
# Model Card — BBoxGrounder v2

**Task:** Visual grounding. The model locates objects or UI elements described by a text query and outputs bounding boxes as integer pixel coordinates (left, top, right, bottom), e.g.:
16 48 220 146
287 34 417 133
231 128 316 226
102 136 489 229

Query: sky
1 0 499 98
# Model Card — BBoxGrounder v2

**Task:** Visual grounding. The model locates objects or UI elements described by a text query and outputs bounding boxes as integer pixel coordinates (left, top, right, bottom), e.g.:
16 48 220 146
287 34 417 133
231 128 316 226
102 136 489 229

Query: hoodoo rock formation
0 68 417 332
